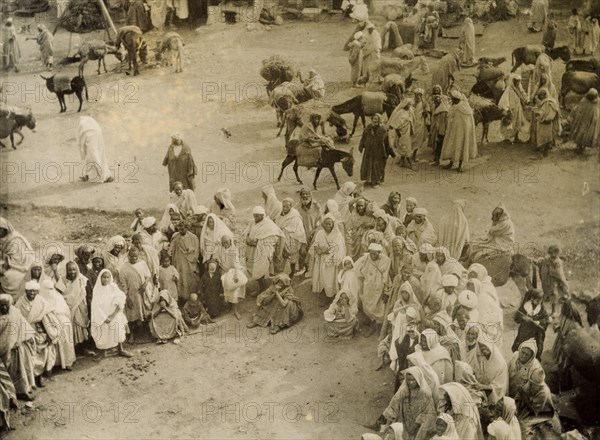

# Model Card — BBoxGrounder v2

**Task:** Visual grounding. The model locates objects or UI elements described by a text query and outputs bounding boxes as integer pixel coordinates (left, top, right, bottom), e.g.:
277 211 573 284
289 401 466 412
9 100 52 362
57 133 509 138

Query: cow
270 81 313 127
276 105 348 146
468 94 512 143
41 73 88 113
277 140 354 190
565 58 600 74
115 26 148 76
511 45 570 72
155 32 185 73
0 105 36 149
560 71 600 108
77 39 123 76
331 92 399 137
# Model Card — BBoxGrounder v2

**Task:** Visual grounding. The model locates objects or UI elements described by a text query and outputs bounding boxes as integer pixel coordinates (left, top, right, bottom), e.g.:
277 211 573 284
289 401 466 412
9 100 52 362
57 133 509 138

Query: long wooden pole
97 0 118 37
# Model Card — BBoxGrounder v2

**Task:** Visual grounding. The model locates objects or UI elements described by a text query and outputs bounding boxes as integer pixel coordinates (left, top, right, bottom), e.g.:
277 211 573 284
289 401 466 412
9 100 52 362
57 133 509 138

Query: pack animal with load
380 73 416 101
77 39 123 76
41 73 88 113
115 26 148 76
270 81 313 127
331 91 399 137
277 140 354 190
276 104 348 147
0 104 36 149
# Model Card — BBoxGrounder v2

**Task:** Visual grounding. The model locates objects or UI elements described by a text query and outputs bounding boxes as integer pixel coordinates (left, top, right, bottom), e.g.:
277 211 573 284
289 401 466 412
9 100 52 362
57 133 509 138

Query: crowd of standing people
1 0 599 437
0 161 580 436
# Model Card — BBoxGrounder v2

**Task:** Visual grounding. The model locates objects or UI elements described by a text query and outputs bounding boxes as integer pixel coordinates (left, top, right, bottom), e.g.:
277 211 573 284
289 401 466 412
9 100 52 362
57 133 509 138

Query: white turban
141 216 156 229
413 207 428 216
450 89 463 100
253 206 266 215
25 280 40 291
441 274 459 287
458 290 478 309
368 243 383 252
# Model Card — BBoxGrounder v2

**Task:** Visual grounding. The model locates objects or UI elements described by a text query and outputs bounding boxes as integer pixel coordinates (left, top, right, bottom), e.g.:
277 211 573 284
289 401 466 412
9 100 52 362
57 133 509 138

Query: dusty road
1 5 599 439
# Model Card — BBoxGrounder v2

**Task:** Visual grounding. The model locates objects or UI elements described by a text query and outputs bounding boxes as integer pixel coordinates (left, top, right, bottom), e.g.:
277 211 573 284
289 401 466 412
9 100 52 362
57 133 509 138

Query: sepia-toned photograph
0 0 599 438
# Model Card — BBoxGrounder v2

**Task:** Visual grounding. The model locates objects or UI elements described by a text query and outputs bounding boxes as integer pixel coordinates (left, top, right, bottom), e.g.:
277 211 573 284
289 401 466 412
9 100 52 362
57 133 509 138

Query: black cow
565 58 600 74
41 73 88 113
468 95 512 143
332 93 399 137
277 140 354 190
560 71 600 108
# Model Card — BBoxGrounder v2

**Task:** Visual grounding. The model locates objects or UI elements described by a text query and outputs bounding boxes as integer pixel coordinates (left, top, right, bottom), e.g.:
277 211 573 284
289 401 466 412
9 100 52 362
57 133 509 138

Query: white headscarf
91 269 126 327
262 184 282 221
324 289 358 322
214 188 236 213
200 213 233 263
159 203 180 230
432 413 460 440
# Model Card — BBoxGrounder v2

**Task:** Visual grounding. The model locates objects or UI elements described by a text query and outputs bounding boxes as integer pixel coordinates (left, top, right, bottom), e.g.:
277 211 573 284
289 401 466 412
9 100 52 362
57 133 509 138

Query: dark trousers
434 135 444 161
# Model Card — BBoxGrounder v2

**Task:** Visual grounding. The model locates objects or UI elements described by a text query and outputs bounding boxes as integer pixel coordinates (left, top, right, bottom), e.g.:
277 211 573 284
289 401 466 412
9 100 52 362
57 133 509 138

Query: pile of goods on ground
57 0 107 33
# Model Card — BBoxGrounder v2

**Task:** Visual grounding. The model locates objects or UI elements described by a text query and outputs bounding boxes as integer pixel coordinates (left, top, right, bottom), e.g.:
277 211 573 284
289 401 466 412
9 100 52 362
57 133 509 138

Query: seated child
182 293 213 328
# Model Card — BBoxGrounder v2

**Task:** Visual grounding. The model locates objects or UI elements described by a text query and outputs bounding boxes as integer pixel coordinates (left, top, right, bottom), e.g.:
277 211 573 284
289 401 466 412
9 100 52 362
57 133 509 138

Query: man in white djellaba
77 116 113 183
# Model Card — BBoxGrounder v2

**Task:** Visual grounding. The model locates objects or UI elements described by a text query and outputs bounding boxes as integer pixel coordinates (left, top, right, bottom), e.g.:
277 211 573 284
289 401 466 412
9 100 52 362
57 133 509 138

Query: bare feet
118 348 134 358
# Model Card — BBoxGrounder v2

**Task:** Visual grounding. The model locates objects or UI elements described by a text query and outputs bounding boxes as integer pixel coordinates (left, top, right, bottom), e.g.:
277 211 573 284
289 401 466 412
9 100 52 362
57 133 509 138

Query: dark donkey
332 92 399 137
0 106 36 149
41 73 88 113
277 140 354 190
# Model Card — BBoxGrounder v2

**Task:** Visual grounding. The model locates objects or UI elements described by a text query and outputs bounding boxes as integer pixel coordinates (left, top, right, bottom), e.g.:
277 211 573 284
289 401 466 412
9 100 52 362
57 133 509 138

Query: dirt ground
1 3 599 439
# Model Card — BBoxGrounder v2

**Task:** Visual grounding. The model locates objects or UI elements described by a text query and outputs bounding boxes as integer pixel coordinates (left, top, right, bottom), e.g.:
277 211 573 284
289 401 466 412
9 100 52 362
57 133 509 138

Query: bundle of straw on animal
260 56 298 93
